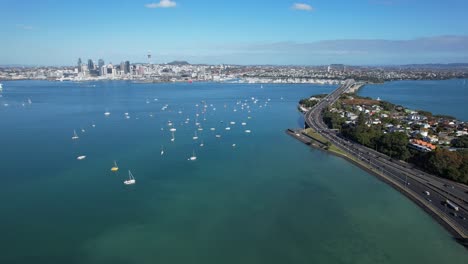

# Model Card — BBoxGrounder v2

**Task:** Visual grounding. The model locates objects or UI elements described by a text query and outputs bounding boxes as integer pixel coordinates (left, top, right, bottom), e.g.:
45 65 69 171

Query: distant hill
167 61 190 65
399 63 468 69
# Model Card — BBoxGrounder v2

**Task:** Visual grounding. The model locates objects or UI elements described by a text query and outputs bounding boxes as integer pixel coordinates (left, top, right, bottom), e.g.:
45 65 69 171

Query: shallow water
0 80 466 263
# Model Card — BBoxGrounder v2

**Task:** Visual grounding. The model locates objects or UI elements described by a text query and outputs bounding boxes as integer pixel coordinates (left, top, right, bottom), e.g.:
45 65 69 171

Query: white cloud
292 3 314 11
16 24 33 30
145 0 177 9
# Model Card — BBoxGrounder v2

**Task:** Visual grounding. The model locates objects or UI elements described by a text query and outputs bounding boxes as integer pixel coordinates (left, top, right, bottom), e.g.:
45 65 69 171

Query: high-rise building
77 58 82 72
98 59 105 76
87 59 94 71
124 61 130 74
98 59 104 69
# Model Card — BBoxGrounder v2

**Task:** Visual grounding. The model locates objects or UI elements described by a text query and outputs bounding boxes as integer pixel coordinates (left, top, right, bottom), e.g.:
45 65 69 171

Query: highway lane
303 80 468 236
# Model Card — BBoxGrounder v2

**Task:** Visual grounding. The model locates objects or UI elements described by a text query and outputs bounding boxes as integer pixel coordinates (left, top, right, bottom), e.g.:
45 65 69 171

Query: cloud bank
292 3 314 11
145 0 177 9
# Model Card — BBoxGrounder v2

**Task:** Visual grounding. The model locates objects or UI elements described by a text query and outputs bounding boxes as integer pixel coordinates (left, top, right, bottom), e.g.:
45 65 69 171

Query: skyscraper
98 59 104 69
124 61 130 74
77 58 82 72
98 59 105 76
87 59 94 71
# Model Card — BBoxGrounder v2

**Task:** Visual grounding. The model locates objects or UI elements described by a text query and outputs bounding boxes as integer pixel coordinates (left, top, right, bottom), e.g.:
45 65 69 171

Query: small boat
161 145 165 156
225 127 231 131
241 122 247 126
260 85 263 89
111 161 119 172
210 128 216 131
193 131 198 140
232 144 236 147
245 130 251 133
124 170 136 185
200 141 204 147
104 111 111 116
230 121 235 125
0 83 3 92
77 155 86 160
188 150 197 161
27 98 32 104
72 130 79 140
92 123 96 128
170 128 177 132
215 134 221 138
198 127 203 131
81 128 86 133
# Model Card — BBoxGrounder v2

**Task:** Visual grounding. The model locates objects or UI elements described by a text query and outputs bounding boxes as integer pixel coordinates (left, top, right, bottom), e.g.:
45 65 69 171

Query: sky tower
147 50 152 65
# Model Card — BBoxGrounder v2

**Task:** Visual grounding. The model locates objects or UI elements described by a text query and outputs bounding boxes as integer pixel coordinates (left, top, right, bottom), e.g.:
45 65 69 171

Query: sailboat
111 161 119 172
188 150 197 161
124 170 136 185
72 130 79 140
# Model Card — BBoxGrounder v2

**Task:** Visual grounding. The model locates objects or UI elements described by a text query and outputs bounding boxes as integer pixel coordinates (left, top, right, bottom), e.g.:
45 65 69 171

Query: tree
426 149 465 183
376 132 411 160
452 135 468 148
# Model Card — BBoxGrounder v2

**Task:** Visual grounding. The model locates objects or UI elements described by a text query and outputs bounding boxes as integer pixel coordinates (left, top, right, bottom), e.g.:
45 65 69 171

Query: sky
1 0 468 65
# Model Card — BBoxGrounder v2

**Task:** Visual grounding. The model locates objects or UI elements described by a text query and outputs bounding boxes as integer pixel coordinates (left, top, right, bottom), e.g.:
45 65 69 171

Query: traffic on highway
303 80 468 239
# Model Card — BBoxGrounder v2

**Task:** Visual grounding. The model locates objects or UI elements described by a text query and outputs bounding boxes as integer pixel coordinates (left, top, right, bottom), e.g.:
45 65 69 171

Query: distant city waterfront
0 80 467 263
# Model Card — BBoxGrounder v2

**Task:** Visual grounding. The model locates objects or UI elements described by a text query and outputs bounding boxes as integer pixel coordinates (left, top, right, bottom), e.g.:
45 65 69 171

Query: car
426 198 432 203
458 215 466 220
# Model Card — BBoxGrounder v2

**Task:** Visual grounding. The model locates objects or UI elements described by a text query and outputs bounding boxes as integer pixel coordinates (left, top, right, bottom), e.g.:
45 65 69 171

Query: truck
446 199 459 212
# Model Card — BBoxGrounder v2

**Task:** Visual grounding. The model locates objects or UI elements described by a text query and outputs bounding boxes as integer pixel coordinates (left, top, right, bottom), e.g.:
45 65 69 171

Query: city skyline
2 0 468 65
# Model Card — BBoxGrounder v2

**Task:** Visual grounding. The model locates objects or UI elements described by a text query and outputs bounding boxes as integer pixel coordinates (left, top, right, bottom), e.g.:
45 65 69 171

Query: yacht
124 170 136 185
111 161 119 172
188 150 197 161
72 130 79 140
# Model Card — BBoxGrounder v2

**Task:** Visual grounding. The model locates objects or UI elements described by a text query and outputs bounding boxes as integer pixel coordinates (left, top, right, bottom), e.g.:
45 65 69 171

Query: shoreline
286 128 468 247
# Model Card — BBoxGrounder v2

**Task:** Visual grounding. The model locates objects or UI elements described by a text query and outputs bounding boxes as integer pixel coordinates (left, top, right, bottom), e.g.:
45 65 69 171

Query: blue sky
1 0 468 65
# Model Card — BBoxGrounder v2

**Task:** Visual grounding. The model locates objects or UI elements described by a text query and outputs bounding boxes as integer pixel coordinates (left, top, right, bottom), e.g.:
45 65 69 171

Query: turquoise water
0 81 466 263
359 79 468 121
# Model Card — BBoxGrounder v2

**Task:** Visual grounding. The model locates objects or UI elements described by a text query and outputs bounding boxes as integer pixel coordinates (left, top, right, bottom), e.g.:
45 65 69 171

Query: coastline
286 128 468 246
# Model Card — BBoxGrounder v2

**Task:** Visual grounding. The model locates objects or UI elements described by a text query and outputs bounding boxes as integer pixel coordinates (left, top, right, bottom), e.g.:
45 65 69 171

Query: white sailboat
188 150 197 161
72 130 79 140
124 170 136 185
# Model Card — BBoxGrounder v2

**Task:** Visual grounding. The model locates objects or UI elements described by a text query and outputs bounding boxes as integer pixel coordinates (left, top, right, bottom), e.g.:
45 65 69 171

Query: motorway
303 80 468 239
